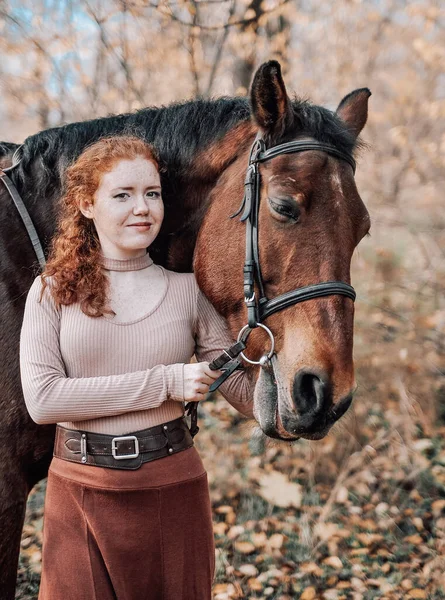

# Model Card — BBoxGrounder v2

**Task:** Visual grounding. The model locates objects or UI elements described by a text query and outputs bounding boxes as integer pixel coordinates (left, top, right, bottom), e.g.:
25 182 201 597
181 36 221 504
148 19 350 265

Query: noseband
231 134 357 365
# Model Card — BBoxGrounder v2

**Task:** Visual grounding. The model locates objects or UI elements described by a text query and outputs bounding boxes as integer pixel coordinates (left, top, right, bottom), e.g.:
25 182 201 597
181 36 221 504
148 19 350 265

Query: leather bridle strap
259 281 356 322
232 134 357 329
0 166 47 269
0 144 46 269
235 136 268 326
257 140 357 173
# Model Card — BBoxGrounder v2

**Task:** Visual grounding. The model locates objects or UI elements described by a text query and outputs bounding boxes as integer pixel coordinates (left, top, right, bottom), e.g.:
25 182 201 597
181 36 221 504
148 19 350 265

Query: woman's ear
79 199 94 219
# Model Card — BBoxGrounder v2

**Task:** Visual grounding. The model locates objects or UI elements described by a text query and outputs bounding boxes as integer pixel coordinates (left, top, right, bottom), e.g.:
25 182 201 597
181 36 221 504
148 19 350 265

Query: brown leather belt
54 416 193 470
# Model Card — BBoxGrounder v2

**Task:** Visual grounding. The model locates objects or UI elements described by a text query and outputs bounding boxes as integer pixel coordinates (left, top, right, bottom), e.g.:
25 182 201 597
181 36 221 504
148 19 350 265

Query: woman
19 135 255 600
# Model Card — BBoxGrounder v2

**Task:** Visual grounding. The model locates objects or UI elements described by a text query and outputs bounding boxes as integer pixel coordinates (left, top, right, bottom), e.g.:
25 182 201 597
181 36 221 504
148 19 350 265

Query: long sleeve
193 286 255 419
19 277 185 425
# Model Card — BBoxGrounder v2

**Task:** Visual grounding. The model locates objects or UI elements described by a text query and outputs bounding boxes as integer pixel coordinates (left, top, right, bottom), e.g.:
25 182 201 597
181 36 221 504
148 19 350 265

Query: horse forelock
287 97 361 157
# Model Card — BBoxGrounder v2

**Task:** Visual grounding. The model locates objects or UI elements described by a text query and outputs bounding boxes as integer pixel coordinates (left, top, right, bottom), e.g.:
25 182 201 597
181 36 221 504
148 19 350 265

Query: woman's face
80 156 164 260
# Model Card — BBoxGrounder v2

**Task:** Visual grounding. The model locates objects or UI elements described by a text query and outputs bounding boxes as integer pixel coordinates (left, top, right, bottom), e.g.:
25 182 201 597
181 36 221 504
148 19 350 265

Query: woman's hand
183 362 223 402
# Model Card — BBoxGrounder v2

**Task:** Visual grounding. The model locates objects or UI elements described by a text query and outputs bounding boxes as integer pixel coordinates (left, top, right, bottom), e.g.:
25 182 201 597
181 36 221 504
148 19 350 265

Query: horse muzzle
253 358 355 441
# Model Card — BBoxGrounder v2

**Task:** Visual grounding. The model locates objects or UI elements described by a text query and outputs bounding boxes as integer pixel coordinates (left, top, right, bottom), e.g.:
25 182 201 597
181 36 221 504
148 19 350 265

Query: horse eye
268 198 300 222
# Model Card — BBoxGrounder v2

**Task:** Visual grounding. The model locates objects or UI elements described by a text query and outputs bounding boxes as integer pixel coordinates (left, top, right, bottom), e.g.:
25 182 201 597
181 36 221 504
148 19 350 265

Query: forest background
1 0 445 598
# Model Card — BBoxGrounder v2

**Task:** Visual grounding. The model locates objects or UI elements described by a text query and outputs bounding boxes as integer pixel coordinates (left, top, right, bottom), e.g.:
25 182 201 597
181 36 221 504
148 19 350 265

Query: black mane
14 98 251 197
12 95 358 199
0 141 20 159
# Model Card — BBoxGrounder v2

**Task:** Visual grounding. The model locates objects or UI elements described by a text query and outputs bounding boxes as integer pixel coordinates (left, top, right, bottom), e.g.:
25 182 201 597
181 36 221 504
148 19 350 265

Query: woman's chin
120 235 157 251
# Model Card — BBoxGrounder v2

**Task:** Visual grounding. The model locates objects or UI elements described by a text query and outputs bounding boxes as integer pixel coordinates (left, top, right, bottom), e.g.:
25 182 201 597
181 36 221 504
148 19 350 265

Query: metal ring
236 323 275 365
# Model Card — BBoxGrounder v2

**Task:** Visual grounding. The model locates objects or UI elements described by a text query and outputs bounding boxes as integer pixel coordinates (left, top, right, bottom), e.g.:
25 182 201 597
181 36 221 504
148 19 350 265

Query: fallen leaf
213 583 228 594
268 533 285 549
257 471 303 508
408 590 428 599
247 577 263 591
301 588 317 600
234 541 256 555
404 534 423 545
213 522 228 535
215 505 234 514
323 556 343 569
238 564 258 577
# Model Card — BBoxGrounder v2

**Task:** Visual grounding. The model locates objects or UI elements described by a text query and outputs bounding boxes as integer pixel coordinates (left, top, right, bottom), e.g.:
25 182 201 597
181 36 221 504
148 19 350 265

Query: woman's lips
128 224 151 230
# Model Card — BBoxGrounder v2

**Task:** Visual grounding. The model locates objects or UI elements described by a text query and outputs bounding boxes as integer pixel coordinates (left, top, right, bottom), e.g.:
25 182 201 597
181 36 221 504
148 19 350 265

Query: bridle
231 134 357 366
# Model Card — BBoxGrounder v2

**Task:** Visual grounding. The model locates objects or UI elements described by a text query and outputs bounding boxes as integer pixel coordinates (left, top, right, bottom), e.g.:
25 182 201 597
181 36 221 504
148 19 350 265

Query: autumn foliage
2 1 445 598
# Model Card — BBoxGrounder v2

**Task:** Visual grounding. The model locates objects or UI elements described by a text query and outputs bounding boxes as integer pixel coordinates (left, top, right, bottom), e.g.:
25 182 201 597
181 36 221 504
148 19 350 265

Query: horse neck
155 120 256 271
8 100 256 271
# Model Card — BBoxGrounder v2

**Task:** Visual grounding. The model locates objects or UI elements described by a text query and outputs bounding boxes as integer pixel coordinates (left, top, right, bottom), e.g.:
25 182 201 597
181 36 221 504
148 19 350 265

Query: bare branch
82 0 145 104
204 0 237 96
0 10 65 83
152 0 291 30
187 0 201 96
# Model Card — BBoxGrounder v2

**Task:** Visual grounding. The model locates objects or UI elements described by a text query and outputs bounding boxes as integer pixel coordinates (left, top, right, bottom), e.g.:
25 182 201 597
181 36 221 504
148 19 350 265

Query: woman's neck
100 251 154 272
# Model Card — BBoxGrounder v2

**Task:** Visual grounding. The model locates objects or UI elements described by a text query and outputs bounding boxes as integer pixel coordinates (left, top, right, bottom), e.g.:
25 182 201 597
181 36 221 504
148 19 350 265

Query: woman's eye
146 191 161 198
268 198 300 222
114 193 129 200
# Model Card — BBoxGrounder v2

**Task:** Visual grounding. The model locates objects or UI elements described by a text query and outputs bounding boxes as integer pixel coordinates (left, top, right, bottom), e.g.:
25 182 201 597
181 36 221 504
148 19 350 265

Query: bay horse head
194 61 371 441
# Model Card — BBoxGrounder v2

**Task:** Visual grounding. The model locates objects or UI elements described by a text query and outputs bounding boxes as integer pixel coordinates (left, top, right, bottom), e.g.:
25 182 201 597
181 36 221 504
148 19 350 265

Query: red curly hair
41 135 160 317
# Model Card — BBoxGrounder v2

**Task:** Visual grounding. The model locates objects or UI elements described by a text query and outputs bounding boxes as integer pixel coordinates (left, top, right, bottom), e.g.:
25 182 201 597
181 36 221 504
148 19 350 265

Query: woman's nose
133 197 150 214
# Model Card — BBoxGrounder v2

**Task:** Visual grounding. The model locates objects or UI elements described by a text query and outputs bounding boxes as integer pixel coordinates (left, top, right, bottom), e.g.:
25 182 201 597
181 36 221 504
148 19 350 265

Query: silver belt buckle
111 435 140 460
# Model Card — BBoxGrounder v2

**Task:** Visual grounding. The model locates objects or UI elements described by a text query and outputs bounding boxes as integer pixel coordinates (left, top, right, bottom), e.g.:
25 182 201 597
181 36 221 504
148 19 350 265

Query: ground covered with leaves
14 224 445 599
16 356 445 599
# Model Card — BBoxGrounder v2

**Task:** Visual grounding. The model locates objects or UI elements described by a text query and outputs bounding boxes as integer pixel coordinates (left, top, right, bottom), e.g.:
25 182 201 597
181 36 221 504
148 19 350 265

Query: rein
0 145 46 269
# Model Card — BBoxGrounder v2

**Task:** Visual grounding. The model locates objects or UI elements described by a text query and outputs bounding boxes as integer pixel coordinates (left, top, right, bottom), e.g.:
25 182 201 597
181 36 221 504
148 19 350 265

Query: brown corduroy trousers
38 446 215 600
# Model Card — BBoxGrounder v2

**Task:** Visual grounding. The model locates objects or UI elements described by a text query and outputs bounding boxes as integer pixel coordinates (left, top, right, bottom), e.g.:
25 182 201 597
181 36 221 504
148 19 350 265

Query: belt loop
80 433 87 463
162 423 174 454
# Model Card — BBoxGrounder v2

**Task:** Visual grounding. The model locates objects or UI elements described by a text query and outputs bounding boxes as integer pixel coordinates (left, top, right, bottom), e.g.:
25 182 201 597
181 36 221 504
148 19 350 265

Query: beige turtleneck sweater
19 252 255 435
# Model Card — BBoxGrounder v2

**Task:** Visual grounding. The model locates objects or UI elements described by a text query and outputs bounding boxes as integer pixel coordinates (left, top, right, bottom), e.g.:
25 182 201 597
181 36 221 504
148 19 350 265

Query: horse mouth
289 393 354 440
274 408 301 441
253 360 354 441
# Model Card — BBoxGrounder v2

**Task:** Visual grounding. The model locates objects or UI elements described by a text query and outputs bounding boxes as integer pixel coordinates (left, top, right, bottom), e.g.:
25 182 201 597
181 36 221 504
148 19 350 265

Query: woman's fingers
200 364 223 380
194 384 208 394
199 374 216 386
182 362 225 402
188 392 206 403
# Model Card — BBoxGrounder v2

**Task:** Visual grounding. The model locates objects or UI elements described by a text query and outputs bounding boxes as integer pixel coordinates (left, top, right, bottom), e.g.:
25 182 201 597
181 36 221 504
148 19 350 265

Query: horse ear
250 60 293 138
336 88 371 138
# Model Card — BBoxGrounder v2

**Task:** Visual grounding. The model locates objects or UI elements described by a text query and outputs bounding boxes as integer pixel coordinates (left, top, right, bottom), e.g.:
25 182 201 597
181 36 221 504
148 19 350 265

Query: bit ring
236 323 275 365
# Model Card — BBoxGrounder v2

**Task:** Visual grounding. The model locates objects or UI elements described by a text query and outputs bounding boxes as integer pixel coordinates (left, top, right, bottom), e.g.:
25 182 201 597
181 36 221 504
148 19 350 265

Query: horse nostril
293 370 330 415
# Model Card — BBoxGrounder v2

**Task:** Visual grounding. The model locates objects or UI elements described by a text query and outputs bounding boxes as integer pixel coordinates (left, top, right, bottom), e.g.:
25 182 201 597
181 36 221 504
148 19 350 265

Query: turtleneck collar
100 251 154 272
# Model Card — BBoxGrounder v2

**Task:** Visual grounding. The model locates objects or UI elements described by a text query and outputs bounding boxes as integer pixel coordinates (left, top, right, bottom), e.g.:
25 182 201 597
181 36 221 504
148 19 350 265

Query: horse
0 60 370 597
